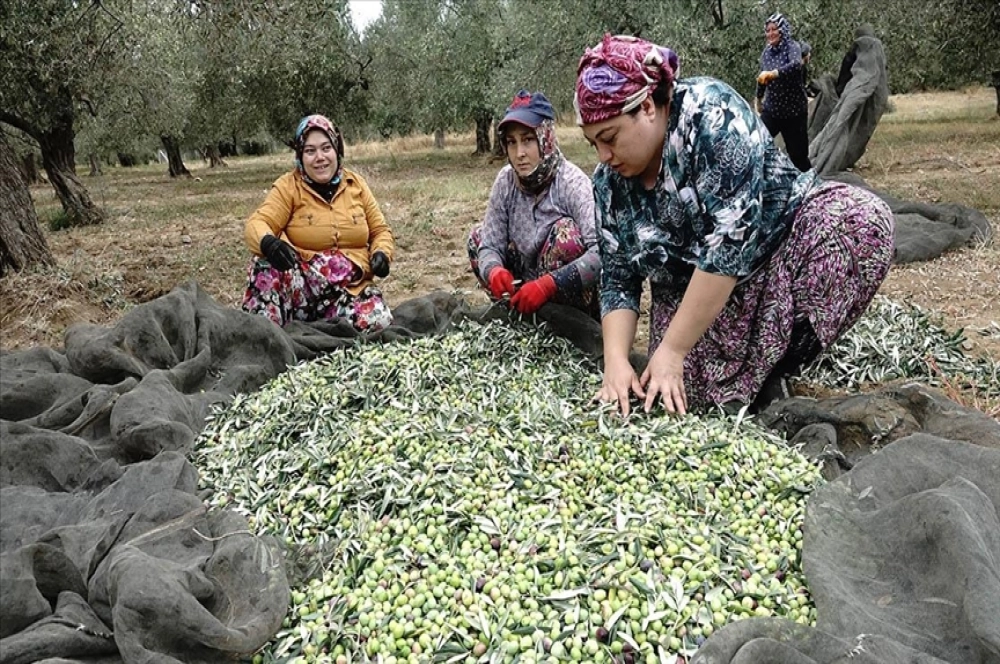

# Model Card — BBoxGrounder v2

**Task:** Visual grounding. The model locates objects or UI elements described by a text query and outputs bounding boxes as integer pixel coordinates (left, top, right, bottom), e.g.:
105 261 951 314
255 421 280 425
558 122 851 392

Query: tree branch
79 96 99 118
709 0 725 29
0 125 41 151
96 0 125 30
90 0 126 62
0 113 40 141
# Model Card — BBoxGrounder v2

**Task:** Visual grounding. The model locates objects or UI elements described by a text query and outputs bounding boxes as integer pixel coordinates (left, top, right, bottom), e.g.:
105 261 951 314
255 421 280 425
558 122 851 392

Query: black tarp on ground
693 434 1000 664
821 171 993 263
3 282 999 663
759 382 1000 479
806 28 993 264
0 282 601 663
808 27 889 175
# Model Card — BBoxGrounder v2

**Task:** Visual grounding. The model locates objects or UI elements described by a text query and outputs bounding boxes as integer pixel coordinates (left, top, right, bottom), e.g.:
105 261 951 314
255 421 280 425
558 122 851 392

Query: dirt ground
3 90 998 408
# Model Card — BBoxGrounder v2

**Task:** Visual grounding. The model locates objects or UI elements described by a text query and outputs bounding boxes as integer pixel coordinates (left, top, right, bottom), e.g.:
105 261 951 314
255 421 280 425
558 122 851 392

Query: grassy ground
3 88 998 408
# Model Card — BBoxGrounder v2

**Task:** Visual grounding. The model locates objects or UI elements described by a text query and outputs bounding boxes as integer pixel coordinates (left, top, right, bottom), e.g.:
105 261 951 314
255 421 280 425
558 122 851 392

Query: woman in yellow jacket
242 114 394 332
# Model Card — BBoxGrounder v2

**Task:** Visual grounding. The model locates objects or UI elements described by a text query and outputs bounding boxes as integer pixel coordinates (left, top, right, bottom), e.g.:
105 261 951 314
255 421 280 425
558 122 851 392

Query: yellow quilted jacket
244 168 394 295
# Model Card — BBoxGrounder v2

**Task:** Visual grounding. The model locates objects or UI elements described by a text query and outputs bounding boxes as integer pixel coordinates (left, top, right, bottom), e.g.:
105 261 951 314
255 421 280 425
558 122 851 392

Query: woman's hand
594 357 645 417
510 275 556 314
645 270 737 415
260 235 299 272
370 251 390 278
757 70 778 85
487 267 516 299
640 345 688 415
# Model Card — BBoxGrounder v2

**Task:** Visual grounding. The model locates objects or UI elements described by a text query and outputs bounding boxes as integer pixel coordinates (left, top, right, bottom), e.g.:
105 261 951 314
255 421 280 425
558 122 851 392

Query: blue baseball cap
498 90 556 130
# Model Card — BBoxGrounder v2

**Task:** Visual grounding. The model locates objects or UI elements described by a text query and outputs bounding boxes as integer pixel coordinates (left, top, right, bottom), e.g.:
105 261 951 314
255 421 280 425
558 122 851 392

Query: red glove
487 267 516 299
510 275 557 314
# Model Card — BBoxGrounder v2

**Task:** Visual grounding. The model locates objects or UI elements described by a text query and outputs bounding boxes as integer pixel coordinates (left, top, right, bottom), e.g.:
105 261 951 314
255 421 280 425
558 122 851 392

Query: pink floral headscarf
294 114 344 185
574 34 680 125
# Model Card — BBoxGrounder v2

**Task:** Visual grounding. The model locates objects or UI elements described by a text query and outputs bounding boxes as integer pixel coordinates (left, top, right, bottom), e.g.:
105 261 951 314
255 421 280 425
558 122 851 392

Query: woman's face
765 22 782 47
504 124 542 177
582 97 664 185
301 129 338 183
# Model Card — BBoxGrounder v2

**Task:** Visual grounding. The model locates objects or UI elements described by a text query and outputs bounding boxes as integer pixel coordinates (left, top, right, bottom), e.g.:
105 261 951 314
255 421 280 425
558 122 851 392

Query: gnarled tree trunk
992 70 1000 117
160 134 191 178
0 131 54 276
2 93 101 228
434 129 445 150
88 153 102 176
21 152 42 184
474 109 492 155
36 123 104 226
491 125 505 158
205 143 227 168
219 134 238 158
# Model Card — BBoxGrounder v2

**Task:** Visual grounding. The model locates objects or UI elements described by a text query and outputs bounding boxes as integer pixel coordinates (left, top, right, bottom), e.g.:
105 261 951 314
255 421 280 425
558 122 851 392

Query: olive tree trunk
4 97 104 226
491 126 505 158
21 152 42 184
35 123 104 226
474 109 493 155
160 134 191 178
205 143 227 168
992 70 1000 117
0 130 54 276
88 153 103 176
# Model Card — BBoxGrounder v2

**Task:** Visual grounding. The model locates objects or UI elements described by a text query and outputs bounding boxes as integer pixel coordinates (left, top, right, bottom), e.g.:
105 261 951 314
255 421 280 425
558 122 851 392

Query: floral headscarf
574 34 680 125
293 114 344 186
502 119 563 196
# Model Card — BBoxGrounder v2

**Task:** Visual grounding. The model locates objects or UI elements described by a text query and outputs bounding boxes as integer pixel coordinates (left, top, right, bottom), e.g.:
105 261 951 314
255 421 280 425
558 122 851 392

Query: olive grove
1 0 996 257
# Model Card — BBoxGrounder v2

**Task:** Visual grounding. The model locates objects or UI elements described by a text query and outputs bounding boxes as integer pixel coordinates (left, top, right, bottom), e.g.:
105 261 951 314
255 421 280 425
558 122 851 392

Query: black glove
260 235 299 272
371 251 390 278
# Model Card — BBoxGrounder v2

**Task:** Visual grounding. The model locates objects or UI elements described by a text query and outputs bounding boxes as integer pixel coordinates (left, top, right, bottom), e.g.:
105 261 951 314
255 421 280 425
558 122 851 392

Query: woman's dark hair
626 79 674 115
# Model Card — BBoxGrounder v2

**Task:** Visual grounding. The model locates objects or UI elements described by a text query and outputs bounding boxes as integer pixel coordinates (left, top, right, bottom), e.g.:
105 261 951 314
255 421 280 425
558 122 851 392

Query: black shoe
718 400 748 417
751 374 792 413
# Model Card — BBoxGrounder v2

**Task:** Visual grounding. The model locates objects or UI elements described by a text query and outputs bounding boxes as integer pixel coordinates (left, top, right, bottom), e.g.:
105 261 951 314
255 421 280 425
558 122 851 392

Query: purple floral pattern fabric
469 218 599 318
647 182 894 409
242 250 392 332
575 34 680 124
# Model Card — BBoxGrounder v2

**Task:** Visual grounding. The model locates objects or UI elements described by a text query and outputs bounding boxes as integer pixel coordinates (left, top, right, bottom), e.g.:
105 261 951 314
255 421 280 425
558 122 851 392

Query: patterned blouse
478 159 600 294
594 77 818 316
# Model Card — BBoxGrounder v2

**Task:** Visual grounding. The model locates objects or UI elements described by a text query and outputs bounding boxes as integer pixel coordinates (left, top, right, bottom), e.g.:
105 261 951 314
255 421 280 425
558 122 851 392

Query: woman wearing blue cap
467 90 601 317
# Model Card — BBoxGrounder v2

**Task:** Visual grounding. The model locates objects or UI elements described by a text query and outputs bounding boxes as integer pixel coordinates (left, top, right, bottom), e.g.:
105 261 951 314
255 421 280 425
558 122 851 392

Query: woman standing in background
755 13 812 172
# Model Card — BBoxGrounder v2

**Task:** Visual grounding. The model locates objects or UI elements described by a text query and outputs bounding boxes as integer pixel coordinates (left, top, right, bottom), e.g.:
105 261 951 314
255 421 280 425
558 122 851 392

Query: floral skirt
241 250 393 332
649 182 894 409
467 217 599 318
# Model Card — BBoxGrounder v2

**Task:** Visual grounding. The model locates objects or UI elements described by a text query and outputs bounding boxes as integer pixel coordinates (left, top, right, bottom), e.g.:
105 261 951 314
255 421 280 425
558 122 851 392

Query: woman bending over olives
576 35 894 415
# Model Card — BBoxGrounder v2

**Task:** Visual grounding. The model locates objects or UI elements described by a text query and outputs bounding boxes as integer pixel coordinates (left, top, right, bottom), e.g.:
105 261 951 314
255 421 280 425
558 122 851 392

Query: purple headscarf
574 34 680 125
